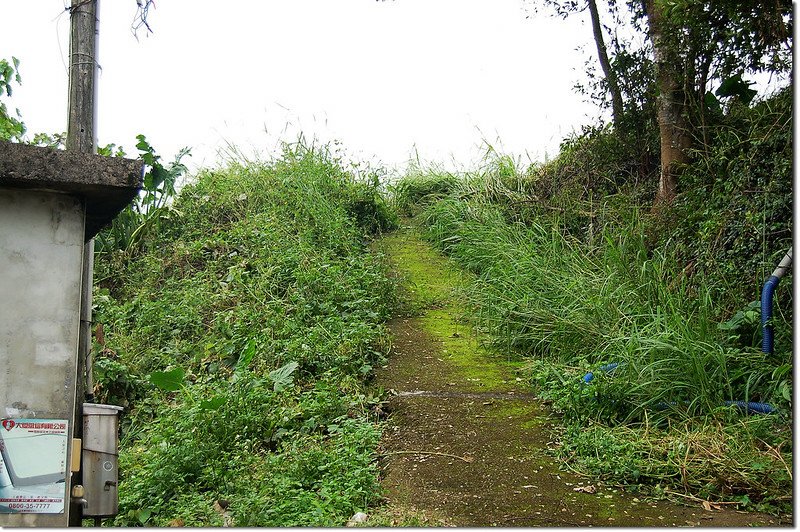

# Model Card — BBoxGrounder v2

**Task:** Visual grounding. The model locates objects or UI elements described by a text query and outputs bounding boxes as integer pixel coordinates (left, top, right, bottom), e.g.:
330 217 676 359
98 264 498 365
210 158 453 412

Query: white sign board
0 419 69 514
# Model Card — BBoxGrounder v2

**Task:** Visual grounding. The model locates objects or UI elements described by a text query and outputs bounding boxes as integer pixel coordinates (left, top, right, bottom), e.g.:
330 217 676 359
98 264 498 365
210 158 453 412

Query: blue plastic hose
579 247 791 416
723 400 776 415
761 247 792 355
581 365 776 415
581 362 621 384
761 275 780 355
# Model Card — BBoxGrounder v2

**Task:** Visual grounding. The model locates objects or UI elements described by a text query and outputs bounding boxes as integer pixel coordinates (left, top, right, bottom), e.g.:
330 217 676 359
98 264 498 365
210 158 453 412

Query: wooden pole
67 0 99 526
67 0 98 153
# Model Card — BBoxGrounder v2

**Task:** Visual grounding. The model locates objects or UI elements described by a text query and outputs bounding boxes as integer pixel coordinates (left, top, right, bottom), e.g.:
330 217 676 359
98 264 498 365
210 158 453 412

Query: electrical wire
132 0 156 39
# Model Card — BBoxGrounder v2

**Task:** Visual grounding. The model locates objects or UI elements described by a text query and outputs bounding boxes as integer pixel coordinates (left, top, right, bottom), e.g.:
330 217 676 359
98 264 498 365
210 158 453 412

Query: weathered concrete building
0 141 141 526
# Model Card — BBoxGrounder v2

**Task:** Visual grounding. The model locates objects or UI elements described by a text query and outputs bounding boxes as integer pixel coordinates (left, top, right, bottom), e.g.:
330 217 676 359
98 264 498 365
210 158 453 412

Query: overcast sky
5 1 618 173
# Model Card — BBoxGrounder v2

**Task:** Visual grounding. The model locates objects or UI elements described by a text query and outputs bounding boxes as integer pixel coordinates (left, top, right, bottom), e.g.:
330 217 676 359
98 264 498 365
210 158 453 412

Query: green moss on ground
377 220 785 526
379 222 523 390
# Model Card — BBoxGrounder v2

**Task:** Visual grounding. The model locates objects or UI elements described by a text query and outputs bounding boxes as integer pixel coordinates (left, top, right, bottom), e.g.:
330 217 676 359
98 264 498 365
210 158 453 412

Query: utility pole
67 0 99 526
67 0 98 154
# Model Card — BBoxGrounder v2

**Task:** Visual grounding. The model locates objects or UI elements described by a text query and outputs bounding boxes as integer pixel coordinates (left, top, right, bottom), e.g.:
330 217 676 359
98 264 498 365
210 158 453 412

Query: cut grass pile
92 142 397 526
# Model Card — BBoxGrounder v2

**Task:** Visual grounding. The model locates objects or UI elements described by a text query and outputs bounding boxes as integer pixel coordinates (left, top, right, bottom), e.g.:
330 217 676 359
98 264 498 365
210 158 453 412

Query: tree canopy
533 0 793 204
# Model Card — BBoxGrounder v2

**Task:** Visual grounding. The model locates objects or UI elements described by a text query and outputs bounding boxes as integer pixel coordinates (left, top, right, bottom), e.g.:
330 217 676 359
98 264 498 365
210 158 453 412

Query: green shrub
95 135 191 256
96 141 396 526
559 417 791 511
389 170 458 216
420 195 790 417
657 87 793 325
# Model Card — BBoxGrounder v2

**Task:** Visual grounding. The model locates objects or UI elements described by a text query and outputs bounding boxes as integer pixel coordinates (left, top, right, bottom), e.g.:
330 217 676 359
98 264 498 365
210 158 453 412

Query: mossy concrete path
373 223 780 527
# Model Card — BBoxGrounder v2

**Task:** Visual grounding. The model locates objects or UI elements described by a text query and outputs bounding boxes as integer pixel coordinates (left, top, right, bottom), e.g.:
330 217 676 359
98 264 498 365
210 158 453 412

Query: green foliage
388 169 458 216
97 140 127 157
558 416 791 511
0 56 25 141
149 367 186 392
659 0 792 79
92 355 147 408
393 115 792 509
340 175 399 236
718 301 761 348
95 141 397 526
658 87 793 326
533 123 657 211
268 361 299 392
29 131 66 149
539 0 791 211
715 74 757 105
117 373 382 526
95 134 191 256
419 193 790 414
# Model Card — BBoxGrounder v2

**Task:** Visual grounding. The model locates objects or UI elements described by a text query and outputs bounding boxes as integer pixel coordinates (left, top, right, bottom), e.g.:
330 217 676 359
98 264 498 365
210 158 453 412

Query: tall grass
93 141 397 526
393 160 792 509
421 191 786 419
388 166 458 216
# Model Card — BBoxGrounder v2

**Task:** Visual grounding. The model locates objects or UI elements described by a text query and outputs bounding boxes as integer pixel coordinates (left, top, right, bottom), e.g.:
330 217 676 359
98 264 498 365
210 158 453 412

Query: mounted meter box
81 404 123 517
0 142 142 527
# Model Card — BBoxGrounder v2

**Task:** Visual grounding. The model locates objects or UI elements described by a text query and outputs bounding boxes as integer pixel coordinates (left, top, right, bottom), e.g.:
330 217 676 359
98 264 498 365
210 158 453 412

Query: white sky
5 1 619 174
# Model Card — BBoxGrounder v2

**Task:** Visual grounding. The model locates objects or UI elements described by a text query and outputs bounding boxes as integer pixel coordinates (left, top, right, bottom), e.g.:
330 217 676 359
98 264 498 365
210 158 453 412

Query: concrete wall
0 189 84 526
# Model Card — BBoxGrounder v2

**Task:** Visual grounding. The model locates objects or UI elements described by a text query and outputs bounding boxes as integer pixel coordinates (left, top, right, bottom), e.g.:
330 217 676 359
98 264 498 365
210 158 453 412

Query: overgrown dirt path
373 223 781 527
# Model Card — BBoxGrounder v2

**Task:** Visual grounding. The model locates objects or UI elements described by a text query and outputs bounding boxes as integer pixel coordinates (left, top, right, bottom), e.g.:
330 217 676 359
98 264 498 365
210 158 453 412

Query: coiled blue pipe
723 400 776 415
581 362 620 384
580 247 792 416
761 247 792 355
581 366 776 415
761 276 780 354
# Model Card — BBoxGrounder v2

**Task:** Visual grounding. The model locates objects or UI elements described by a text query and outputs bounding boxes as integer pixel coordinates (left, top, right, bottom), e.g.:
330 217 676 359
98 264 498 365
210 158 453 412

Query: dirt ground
372 225 789 527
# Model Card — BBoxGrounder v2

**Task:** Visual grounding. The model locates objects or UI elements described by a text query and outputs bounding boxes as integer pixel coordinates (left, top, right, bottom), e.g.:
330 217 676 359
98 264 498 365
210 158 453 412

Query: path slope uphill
373 223 781 527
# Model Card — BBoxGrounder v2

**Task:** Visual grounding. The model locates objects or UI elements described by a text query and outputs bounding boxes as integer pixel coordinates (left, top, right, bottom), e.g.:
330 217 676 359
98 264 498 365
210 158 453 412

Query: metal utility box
0 142 142 527
81 404 123 517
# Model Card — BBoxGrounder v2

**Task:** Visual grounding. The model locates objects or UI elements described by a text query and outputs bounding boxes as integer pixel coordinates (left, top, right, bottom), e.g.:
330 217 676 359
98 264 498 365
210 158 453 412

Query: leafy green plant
388 169 458 216
558 416 792 512
149 367 186 392
656 87 793 326
0 56 24 141
95 139 397 526
92 355 146 407
718 301 761 348
268 361 299 392
95 134 190 255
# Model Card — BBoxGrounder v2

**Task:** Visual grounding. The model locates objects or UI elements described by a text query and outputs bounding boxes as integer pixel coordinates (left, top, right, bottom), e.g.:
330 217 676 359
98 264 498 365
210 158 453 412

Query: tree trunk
644 0 691 206
587 0 624 131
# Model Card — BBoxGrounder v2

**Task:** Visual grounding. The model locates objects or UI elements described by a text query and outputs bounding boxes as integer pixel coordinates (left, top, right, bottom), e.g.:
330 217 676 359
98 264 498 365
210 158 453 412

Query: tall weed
94 141 395 526
95 135 191 256
419 193 788 417
395 157 791 509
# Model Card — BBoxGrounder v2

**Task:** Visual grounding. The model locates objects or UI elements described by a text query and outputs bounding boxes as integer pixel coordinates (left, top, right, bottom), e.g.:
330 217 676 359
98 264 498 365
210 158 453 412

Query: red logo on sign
1 419 15 431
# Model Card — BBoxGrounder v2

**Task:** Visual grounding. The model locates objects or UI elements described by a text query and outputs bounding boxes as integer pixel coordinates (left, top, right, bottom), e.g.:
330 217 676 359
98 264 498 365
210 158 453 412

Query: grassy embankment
92 143 398 526
388 89 792 514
